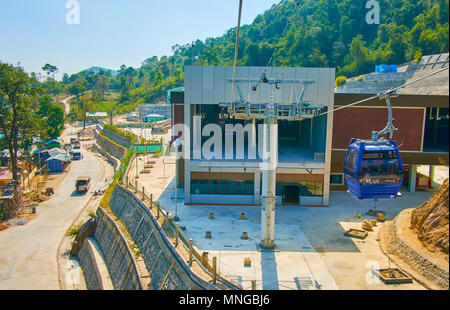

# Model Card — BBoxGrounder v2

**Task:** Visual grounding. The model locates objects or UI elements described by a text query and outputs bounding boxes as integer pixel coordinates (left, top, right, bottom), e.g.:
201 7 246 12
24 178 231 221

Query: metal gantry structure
220 72 324 249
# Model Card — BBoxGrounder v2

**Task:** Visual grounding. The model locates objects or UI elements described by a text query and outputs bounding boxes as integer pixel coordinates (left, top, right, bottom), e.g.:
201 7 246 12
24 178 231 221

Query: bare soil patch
410 179 449 256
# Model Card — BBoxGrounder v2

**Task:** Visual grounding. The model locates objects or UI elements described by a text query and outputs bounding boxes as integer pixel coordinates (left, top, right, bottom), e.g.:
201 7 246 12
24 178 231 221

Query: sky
0 0 279 78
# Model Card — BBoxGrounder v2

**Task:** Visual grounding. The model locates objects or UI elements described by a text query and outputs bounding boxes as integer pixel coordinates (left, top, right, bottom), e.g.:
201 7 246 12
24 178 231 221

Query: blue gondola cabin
343 139 405 199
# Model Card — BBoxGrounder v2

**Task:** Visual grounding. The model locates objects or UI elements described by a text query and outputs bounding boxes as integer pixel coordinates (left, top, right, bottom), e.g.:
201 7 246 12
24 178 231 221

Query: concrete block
377 213 386 222
362 220 373 231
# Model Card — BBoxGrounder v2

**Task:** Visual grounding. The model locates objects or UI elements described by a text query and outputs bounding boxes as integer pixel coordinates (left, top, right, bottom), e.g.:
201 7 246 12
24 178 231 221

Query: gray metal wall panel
185 66 335 108
214 66 226 104
185 67 191 106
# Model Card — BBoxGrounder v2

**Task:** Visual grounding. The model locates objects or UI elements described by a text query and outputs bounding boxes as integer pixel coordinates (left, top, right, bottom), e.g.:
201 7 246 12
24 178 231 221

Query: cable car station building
176 65 335 207
171 57 448 207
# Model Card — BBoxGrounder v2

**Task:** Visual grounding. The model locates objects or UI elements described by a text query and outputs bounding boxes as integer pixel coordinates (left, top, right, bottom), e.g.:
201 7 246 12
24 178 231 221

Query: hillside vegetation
47 0 450 116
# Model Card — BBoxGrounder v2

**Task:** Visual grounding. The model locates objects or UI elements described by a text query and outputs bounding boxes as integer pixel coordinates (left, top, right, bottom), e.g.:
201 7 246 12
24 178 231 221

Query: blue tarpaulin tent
46 154 69 173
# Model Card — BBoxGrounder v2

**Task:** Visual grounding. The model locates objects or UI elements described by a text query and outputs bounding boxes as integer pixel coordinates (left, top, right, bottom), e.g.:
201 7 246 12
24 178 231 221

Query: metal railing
100 124 242 290
124 174 242 290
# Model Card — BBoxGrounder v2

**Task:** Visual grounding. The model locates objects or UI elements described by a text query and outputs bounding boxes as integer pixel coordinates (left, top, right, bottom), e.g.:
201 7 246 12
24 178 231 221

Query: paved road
0 130 105 290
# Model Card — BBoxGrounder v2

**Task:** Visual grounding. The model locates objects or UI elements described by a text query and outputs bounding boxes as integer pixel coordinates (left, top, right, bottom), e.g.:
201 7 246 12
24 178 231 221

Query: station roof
86 112 108 117
336 53 449 96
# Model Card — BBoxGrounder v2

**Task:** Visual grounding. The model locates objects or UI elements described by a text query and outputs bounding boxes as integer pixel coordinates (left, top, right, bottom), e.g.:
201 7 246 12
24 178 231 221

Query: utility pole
260 112 278 249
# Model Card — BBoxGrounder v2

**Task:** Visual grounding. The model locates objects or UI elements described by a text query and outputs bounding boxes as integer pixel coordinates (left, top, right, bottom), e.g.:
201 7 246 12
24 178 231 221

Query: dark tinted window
344 148 358 172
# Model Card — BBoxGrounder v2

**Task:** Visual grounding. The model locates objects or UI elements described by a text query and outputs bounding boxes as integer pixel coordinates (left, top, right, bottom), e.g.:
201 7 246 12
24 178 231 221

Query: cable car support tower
220 74 324 249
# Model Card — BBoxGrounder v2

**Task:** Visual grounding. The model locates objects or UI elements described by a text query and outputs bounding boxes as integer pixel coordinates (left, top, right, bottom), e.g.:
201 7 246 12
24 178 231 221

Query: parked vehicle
75 176 91 193
70 138 77 144
72 152 82 160
73 141 81 149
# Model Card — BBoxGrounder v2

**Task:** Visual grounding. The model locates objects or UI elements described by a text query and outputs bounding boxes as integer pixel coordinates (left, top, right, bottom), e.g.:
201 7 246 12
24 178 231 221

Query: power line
231 0 244 105
319 66 449 117
266 0 301 68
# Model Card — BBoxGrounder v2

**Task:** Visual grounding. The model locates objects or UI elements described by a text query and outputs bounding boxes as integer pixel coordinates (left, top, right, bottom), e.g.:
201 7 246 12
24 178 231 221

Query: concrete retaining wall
78 238 104 290
109 184 216 290
94 130 126 161
387 211 449 288
102 128 132 149
93 143 121 170
92 207 142 290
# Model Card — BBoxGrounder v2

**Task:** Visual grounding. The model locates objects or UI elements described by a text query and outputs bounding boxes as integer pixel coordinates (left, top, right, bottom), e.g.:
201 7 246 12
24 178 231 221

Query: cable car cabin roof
349 139 398 151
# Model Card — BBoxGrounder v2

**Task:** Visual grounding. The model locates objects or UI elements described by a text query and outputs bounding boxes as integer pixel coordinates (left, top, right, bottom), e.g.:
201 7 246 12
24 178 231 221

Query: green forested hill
65 0 449 115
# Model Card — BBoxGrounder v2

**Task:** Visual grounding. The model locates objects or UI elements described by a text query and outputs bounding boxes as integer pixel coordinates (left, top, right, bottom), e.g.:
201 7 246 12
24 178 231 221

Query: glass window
236 181 245 195
330 174 344 185
344 148 358 173
361 151 401 176
210 180 218 194
191 179 200 194
244 181 254 195
307 181 316 196
315 181 323 196
199 180 209 194
276 182 283 196
299 181 323 196
299 181 311 196
218 180 228 195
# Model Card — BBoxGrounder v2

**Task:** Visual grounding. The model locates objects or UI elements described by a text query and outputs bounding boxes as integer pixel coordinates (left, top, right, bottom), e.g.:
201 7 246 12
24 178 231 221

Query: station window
299 181 323 196
330 173 344 185
191 179 254 195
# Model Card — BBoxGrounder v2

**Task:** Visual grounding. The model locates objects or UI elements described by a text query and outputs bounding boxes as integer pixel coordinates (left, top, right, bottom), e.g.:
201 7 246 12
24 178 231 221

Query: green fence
131 144 163 154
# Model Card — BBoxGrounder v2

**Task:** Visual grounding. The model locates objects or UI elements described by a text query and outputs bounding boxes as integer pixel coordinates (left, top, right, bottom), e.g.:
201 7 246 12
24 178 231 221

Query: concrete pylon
260 117 278 249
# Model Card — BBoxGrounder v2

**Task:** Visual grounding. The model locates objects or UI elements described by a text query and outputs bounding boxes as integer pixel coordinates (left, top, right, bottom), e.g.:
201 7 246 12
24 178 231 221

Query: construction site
59 51 449 291
0 1 448 294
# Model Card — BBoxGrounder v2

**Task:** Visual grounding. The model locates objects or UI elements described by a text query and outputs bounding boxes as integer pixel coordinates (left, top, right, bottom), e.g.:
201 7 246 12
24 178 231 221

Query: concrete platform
132 154 440 290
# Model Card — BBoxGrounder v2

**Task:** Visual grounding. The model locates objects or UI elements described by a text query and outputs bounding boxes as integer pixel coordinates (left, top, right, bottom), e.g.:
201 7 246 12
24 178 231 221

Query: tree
68 79 86 112
38 95 53 116
46 105 65 139
0 63 41 184
62 73 70 85
79 93 94 128
38 95 64 139
94 74 109 101
42 63 58 80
